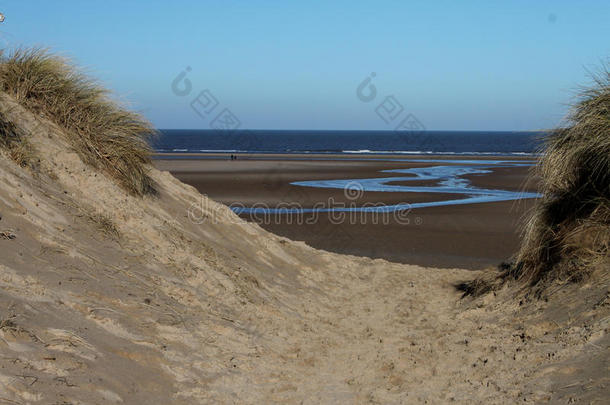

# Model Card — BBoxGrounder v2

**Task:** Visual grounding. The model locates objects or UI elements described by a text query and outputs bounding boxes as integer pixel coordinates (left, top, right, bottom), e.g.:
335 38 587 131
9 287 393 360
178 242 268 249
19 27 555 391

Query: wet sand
154 154 539 269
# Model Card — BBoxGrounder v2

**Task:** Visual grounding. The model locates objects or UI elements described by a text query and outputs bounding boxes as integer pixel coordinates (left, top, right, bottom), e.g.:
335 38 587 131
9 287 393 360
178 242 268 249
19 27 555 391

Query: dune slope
0 93 608 403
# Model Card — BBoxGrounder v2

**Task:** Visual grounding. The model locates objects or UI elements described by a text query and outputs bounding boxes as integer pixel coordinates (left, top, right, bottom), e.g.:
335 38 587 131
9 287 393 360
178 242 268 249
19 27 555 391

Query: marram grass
460 67 610 296
0 108 36 169
0 48 156 196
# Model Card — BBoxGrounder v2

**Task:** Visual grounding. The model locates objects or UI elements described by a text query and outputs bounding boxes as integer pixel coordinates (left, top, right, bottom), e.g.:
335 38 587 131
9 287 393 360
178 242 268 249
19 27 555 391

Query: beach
2 5 608 402
154 154 539 269
0 93 607 403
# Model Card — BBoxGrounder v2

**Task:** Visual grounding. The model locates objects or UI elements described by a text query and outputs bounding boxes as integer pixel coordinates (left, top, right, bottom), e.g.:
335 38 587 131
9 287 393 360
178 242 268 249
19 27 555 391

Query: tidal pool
231 160 540 215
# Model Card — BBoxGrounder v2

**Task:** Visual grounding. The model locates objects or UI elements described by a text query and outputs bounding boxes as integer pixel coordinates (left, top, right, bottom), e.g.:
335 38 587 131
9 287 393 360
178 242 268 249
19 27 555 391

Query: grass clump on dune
0 48 156 196
460 67 610 296
0 108 37 169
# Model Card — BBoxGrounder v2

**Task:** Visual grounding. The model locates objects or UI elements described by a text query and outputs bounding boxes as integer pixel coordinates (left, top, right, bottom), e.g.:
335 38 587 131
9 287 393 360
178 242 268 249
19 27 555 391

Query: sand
154 156 539 269
0 96 607 404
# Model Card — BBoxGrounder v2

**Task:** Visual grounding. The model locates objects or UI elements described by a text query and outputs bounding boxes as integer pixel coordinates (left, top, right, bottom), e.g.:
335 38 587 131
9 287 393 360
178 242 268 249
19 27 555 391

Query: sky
1 0 609 131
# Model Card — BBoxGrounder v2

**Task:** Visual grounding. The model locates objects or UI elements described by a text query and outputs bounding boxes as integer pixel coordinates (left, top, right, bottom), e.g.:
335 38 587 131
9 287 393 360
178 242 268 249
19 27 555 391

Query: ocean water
154 129 544 155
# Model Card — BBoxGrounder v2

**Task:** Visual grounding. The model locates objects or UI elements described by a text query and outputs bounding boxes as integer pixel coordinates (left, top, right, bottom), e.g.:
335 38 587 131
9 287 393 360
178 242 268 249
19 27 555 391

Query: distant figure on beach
0 13 5 22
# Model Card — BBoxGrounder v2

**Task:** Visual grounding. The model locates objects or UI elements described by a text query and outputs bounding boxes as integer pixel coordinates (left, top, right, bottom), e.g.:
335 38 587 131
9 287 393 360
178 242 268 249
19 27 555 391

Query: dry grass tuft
0 317 18 330
0 229 17 240
0 108 37 168
0 48 156 196
85 212 120 240
459 66 610 296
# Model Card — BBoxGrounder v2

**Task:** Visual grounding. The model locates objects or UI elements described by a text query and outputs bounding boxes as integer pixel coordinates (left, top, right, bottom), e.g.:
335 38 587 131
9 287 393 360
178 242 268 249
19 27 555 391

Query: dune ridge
0 71 608 402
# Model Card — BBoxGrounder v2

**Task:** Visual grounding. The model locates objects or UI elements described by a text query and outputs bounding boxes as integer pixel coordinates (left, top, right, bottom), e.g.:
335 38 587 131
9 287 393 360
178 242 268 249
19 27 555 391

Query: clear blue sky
1 1 609 130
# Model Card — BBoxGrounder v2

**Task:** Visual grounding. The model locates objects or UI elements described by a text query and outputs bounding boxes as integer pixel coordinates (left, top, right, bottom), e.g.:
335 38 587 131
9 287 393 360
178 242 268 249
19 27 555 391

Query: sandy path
249 262 608 404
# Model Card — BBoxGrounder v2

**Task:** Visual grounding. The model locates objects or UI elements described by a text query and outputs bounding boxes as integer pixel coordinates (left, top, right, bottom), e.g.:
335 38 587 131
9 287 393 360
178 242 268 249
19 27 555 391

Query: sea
152 130 544 156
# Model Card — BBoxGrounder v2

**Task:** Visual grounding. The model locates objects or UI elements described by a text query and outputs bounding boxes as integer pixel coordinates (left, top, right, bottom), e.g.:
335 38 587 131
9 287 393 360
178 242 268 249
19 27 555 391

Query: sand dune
0 93 608 403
